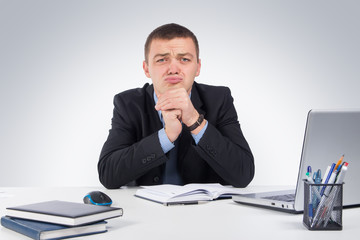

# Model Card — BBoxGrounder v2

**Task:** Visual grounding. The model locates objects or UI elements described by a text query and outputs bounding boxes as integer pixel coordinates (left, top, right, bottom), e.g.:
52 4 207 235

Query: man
98 23 254 189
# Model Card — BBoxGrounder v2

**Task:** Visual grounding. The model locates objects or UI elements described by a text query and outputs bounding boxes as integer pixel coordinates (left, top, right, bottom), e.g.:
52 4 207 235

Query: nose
167 59 180 75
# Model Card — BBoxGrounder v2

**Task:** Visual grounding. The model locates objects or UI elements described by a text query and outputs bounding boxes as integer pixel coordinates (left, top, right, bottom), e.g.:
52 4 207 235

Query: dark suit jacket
98 82 255 189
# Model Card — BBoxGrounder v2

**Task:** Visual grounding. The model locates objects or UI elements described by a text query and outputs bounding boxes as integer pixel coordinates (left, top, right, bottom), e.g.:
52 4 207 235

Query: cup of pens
303 180 343 230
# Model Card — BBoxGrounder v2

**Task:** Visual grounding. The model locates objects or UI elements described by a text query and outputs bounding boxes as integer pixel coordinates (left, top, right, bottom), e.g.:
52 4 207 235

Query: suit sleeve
98 95 167 189
193 88 255 188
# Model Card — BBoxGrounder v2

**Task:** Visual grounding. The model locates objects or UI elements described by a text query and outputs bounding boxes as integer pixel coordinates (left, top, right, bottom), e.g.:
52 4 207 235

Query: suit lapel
189 82 206 116
145 84 163 131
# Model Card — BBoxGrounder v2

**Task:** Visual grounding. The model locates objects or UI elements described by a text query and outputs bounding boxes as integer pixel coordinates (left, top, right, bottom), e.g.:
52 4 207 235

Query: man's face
143 37 201 96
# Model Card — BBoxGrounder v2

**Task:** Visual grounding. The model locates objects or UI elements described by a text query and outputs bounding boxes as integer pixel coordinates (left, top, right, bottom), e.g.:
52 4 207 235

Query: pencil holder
303 180 343 230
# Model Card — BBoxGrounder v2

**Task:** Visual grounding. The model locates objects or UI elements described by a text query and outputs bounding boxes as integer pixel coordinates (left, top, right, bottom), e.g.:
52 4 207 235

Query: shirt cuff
158 128 175 154
191 121 208 145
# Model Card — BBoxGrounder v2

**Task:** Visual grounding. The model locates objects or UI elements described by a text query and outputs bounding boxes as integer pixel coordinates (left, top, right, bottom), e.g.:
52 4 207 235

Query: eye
181 58 190 62
156 58 165 63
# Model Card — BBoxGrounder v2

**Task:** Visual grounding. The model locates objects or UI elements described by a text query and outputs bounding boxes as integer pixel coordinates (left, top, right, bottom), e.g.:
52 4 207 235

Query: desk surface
1 186 359 240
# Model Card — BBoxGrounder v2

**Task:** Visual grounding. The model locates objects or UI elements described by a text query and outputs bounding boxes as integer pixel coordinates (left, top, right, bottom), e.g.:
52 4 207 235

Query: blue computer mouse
83 191 112 206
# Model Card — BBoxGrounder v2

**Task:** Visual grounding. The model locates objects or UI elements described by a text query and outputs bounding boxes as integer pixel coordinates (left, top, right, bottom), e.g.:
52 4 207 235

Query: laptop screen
294 109 360 211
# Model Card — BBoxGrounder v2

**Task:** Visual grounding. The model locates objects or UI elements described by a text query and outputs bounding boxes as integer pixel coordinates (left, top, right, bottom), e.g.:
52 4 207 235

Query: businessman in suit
98 23 255 189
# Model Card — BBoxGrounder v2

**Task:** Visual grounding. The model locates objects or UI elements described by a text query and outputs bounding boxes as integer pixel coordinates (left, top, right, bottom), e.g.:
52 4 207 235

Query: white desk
1 186 359 240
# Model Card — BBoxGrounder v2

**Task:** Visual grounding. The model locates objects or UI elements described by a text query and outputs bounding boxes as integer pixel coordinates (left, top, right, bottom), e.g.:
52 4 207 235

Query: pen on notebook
165 201 208 206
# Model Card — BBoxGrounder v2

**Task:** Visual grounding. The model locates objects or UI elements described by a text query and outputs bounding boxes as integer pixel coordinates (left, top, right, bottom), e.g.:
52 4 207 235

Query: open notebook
233 109 360 213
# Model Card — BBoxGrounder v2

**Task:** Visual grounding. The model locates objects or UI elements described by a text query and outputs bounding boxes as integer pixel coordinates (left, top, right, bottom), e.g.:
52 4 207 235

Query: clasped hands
155 88 200 142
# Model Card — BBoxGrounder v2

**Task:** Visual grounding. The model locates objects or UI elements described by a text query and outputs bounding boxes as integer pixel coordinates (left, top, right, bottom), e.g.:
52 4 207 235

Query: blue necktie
163 138 183 185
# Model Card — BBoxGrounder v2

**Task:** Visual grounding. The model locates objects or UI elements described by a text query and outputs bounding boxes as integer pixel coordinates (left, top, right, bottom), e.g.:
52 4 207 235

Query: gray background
1 0 359 187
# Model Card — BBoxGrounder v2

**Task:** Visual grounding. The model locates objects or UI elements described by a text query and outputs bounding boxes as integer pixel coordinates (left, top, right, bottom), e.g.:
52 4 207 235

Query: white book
135 183 249 206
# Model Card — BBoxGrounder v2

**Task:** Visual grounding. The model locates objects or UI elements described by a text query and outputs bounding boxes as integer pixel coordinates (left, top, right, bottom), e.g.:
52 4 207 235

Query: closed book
5 200 123 226
1 216 107 240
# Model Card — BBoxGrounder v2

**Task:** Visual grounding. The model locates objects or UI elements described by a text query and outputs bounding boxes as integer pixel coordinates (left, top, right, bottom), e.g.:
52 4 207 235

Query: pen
306 166 315 183
312 163 335 227
306 172 314 183
165 201 208 206
323 186 341 227
312 169 322 210
305 167 314 224
305 166 321 218
311 196 327 227
320 163 335 196
313 169 321 184
308 194 313 225
321 167 339 198
323 162 349 227
321 166 331 184
312 161 349 228
334 154 344 172
335 162 348 184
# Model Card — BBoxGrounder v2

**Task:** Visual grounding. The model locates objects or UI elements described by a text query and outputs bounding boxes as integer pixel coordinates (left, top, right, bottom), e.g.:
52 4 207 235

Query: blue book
1 216 107 240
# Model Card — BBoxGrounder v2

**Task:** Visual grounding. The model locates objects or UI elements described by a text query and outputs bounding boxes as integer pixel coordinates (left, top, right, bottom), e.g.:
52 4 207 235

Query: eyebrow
153 52 194 60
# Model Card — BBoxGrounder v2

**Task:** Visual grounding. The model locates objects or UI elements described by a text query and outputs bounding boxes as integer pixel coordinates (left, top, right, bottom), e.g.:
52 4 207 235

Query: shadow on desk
106 218 137 231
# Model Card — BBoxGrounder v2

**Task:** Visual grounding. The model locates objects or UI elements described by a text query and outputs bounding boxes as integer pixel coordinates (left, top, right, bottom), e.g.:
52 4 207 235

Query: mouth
165 76 183 84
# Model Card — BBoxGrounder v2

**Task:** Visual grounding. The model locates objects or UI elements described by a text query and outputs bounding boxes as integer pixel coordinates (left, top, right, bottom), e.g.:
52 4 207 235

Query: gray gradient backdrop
1 0 359 187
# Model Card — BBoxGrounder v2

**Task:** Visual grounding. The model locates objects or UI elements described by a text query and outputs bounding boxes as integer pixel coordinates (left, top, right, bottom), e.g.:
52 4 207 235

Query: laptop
233 109 360 213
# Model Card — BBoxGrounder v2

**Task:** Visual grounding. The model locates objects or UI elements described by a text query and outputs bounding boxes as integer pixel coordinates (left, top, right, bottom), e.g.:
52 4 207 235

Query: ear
143 61 151 78
195 59 201 77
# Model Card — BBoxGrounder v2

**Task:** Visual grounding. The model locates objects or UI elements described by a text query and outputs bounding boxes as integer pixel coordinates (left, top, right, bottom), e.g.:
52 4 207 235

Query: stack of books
1 200 123 240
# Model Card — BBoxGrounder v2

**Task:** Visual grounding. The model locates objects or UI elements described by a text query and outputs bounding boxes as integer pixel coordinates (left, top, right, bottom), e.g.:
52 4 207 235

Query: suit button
153 176 160 183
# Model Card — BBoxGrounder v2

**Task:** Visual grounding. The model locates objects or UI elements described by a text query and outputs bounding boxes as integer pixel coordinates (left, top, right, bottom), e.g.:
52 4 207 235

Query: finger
162 109 182 120
156 95 190 111
156 100 180 111
157 89 187 104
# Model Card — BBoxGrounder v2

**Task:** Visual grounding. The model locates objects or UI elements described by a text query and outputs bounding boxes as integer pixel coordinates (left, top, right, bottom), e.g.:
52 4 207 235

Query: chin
165 83 183 90
157 82 191 94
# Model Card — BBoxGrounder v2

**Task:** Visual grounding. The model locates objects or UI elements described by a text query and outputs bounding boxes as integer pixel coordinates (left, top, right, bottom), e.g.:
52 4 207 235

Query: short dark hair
144 23 199 63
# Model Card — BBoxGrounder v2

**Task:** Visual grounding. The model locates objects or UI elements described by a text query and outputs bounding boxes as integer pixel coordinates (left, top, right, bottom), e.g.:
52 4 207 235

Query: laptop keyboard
262 193 295 202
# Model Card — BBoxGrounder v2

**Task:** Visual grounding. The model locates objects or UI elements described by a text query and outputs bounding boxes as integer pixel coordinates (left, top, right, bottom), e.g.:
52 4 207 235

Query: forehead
148 37 197 56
